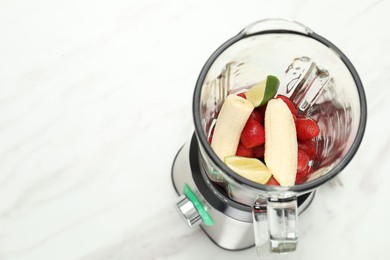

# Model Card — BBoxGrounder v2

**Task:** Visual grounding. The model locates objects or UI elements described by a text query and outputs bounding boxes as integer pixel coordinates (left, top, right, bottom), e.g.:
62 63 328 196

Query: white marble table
1 0 389 259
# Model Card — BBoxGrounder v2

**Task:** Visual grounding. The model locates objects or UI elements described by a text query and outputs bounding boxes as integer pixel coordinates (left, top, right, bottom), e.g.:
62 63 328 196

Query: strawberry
295 118 320 141
237 93 246 99
276 95 298 116
295 167 314 184
253 145 265 159
298 139 317 158
297 149 310 173
250 109 262 122
295 169 311 185
240 118 265 149
235 143 254 157
256 105 267 124
267 176 280 186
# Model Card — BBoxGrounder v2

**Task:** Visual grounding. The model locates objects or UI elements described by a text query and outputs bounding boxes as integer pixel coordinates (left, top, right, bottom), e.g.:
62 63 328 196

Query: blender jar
193 19 367 254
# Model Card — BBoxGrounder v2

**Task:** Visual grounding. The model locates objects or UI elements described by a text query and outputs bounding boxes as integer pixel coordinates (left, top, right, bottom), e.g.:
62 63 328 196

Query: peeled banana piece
264 99 297 186
211 94 254 161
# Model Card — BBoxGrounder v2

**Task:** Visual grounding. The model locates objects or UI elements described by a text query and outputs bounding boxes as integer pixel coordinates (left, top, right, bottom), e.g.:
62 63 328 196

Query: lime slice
245 75 280 107
224 156 272 184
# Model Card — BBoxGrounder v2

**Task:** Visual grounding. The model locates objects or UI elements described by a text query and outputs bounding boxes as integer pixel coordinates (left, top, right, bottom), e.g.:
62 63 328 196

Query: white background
1 0 389 259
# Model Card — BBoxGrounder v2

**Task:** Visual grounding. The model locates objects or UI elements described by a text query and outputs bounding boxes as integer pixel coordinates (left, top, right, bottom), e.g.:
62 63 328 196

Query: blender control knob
175 195 202 227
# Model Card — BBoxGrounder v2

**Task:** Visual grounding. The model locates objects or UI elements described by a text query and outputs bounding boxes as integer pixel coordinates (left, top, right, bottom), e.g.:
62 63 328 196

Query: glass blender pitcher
172 18 367 255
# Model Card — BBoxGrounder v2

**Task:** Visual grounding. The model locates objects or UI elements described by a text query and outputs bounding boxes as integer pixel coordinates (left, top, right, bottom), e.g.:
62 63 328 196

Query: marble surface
1 0 389 259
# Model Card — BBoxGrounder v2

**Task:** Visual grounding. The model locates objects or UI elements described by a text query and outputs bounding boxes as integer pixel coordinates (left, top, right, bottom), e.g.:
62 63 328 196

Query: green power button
183 184 214 226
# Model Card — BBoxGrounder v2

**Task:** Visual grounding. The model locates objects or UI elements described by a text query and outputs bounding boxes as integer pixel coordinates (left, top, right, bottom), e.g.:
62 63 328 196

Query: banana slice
264 99 298 186
211 94 254 160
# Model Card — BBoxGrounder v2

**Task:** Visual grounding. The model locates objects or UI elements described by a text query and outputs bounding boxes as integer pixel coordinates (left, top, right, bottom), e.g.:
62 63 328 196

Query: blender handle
252 196 298 256
252 199 270 256
243 18 312 36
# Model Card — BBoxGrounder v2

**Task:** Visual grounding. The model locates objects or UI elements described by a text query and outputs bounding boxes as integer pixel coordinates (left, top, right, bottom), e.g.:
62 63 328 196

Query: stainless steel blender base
171 134 315 251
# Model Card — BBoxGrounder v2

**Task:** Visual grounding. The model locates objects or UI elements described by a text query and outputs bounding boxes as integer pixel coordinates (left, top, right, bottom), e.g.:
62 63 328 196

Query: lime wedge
245 75 280 107
224 156 272 184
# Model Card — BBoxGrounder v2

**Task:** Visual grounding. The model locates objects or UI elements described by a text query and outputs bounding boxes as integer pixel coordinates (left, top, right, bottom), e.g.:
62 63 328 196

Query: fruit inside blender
206 57 348 188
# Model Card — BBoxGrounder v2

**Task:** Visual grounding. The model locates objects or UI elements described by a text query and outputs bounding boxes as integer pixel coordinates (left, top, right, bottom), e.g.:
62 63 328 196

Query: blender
171 19 367 255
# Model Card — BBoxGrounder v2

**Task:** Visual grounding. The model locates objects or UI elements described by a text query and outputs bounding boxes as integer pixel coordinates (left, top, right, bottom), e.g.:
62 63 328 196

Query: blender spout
243 18 312 36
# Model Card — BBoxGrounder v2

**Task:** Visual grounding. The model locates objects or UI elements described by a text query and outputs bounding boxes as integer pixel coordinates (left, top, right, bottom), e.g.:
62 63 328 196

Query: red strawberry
276 95 298 116
298 139 317 158
237 93 246 99
236 143 254 157
297 149 310 173
295 118 320 141
295 167 314 184
250 109 262 122
240 118 265 149
256 105 267 124
267 176 280 186
253 145 265 159
295 170 311 185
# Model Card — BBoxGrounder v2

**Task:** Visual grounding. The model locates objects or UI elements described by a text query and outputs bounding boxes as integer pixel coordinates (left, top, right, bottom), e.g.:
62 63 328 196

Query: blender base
171 134 315 251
